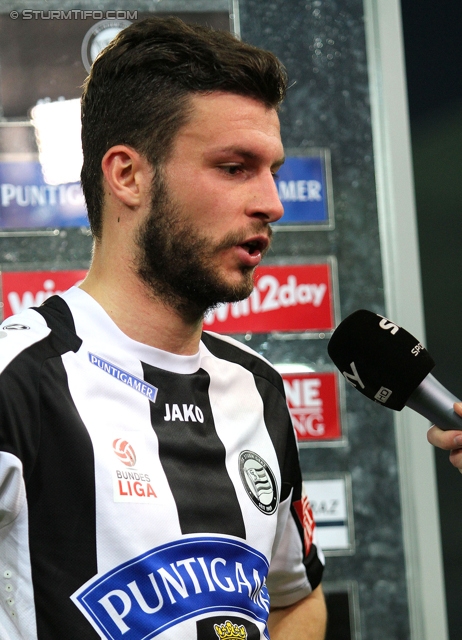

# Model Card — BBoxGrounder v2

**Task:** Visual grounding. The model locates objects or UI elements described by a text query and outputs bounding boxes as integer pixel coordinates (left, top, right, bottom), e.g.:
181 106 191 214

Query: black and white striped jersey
0 287 324 640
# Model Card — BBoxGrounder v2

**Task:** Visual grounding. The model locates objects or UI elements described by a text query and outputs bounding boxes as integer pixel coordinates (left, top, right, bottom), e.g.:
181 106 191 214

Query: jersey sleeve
266 408 325 608
0 309 51 470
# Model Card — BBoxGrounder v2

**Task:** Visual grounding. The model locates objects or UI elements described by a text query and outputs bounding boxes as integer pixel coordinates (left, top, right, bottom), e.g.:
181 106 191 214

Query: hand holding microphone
427 406 462 473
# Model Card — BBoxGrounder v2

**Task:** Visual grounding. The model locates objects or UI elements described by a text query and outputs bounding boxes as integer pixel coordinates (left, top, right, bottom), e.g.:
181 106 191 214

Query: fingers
454 401 462 418
427 405 462 472
449 448 462 474
426 425 462 450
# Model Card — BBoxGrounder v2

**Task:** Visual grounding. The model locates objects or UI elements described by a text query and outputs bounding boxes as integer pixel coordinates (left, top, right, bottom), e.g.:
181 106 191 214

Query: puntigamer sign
0 162 88 228
273 151 333 228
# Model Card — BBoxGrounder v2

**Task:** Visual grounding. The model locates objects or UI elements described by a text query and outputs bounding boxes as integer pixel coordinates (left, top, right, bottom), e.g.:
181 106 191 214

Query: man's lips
215 229 272 268
234 235 270 267
238 235 269 257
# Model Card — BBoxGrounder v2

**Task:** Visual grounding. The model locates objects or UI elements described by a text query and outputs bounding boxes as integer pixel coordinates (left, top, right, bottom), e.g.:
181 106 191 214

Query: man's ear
101 145 150 208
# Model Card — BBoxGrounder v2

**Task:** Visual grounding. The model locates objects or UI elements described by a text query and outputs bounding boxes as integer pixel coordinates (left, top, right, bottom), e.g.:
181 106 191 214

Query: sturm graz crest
238 451 278 515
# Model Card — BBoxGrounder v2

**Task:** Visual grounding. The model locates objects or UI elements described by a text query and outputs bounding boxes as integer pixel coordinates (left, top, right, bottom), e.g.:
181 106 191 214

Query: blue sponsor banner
0 161 88 228
88 353 158 402
73 536 270 639
274 152 332 227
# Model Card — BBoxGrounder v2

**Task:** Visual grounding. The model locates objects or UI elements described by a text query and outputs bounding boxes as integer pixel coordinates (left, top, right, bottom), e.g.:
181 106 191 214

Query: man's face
136 91 285 319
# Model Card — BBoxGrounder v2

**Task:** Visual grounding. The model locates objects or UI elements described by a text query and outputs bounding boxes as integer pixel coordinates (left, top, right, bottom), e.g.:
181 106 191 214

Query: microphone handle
406 373 462 431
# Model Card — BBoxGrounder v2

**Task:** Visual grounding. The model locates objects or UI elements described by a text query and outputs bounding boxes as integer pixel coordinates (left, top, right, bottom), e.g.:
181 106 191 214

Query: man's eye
220 165 242 175
272 172 280 182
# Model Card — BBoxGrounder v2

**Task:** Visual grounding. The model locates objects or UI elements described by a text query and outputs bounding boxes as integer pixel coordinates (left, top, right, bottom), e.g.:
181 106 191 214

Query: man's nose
247 172 284 223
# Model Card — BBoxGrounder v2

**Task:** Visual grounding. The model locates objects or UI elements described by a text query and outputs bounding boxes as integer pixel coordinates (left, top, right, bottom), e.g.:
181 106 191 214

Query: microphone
327 309 462 431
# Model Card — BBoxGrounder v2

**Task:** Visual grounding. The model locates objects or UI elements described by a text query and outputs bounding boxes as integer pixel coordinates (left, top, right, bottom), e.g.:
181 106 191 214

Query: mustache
214 224 273 254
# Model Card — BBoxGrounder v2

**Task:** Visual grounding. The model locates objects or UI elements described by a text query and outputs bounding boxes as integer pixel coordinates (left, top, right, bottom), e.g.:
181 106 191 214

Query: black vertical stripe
0 298 99 639
31 356 99 639
142 363 246 538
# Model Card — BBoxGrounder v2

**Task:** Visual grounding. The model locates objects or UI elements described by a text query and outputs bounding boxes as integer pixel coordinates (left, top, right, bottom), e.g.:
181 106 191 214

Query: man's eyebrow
272 155 286 170
210 146 286 168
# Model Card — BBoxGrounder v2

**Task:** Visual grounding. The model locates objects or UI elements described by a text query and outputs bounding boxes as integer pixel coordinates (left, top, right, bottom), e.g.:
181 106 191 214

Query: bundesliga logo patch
111 435 159 503
113 438 136 467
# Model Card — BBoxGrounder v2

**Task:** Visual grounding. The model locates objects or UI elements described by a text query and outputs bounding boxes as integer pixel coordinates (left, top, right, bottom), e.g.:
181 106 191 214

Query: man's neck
79 266 203 356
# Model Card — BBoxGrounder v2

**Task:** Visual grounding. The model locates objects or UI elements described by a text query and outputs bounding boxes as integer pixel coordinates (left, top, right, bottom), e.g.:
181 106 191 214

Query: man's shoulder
30 294 82 352
0 295 82 374
0 307 52 367
201 330 284 393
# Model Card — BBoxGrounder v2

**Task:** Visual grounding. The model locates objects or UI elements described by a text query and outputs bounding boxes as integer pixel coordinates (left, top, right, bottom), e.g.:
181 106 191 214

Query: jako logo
113 439 136 467
163 404 204 423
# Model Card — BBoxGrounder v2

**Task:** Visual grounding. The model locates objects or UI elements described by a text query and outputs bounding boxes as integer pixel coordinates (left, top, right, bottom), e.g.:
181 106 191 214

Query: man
0 17 326 639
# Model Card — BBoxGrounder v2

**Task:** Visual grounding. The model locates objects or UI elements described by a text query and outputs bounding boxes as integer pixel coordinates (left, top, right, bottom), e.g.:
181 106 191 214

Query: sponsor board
0 162 88 228
304 476 354 555
204 263 335 334
1 270 87 319
282 371 343 443
273 151 334 229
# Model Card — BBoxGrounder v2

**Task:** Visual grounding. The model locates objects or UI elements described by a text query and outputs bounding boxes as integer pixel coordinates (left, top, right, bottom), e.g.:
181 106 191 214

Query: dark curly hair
80 16 288 239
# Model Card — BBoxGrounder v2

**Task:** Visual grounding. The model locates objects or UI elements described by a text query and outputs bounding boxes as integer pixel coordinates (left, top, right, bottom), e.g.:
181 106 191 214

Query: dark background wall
400 1 462 638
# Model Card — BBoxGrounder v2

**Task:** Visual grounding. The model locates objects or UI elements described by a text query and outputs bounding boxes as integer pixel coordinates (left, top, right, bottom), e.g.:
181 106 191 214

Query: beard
135 174 271 322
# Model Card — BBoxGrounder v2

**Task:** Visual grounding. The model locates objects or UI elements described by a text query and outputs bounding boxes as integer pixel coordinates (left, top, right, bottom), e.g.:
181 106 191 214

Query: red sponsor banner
203 263 335 334
282 371 342 442
2 269 88 319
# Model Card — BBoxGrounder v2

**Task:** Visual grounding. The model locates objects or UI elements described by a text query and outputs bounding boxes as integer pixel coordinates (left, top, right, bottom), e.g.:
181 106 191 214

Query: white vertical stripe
62 344 182 575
